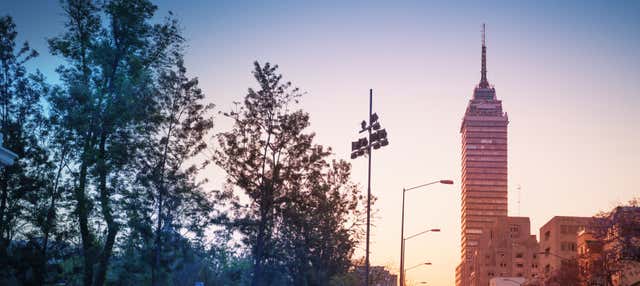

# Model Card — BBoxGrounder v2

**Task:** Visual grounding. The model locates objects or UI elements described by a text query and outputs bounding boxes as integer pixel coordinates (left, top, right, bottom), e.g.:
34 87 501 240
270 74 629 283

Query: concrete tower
456 25 509 286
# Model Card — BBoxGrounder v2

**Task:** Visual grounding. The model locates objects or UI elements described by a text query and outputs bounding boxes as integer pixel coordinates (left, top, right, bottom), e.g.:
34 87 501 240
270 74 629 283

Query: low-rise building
470 216 540 286
577 229 606 285
538 216 594 274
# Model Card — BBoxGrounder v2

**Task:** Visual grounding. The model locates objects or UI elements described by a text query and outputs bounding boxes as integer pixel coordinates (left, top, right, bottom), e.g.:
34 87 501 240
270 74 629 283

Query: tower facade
456 25 509 286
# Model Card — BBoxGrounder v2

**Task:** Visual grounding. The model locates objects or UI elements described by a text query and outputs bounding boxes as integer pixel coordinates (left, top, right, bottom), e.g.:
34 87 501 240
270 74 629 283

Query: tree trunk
0 170 9 239
39 149 66 285
75 133 95 286
94 131 118 286
152 183 163 286
252 130 273 286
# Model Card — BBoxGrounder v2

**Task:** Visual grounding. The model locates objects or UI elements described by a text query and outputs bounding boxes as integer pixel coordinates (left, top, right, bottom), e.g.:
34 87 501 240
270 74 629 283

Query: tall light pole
350 89 389 285
399 180 453 286
403 262 432 286
401 228 439 286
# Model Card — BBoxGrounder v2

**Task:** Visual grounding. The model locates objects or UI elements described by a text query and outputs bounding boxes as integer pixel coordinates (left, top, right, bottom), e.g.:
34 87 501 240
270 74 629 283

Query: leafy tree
47 0 181 284
279 159 366 285
215 61 366 285
0 14 57 285
590 199 640 286
140 49 216 285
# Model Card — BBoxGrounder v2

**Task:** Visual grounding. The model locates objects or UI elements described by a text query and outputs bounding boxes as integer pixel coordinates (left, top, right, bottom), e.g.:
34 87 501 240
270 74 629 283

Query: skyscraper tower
455 25 509 286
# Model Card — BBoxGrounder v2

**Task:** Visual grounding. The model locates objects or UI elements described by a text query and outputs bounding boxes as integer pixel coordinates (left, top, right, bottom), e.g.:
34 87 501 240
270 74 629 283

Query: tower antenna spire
479 23 489 88
482 23 486 46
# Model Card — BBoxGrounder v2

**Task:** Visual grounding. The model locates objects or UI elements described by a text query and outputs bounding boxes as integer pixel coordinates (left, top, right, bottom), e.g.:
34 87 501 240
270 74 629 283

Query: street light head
439 180 454 185
351 141 359 151
372 121 381 130
430 229 441 232
370 112 379 123
378 128 387 139
371 131 379 141
424 262 432 265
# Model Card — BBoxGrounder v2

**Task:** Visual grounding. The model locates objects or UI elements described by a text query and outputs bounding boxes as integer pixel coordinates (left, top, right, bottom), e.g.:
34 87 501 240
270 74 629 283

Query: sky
3 0 640 285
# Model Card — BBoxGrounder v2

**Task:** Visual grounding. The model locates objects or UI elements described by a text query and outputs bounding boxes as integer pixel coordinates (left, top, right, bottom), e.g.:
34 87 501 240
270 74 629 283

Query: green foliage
1 2 367 285
215 62 367 286
0 14 59 285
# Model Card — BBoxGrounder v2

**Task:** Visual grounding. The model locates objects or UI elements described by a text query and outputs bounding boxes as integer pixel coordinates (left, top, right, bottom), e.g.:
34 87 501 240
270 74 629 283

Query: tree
279 159 367 285
591 199 640 286
0 15 57 285
47 0 181 284
141 50 216 285
215 61 366 285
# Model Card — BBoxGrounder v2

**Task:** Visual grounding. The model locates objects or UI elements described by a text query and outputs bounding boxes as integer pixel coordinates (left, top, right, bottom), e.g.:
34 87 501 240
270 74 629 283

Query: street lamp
405 262 432 272
401 229 439 286
350 89 390 286
399 180 452 286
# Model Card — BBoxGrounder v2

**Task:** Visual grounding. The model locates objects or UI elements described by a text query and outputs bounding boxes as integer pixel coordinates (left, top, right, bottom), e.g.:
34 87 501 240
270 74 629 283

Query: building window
544 230 550 240
515 253 523 258
516 263 523 268
561 242 578 252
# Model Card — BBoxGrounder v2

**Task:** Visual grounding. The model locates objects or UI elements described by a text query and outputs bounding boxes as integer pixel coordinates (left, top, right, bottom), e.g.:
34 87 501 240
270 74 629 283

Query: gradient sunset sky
3 0 640 285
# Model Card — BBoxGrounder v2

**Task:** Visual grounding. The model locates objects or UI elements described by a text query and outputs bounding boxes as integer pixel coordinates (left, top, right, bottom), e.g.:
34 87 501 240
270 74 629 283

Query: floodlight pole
365 88 372 286
350 89 388 285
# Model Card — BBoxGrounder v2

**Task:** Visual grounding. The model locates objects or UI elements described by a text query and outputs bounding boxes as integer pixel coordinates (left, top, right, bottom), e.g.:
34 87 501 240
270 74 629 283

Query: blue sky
2 1 639 284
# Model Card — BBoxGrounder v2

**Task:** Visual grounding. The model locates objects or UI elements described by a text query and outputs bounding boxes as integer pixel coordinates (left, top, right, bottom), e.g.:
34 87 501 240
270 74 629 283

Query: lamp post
350 89 390 285
401 228 439 286
399 180 452 286
403 263 431 286
405 262 432 272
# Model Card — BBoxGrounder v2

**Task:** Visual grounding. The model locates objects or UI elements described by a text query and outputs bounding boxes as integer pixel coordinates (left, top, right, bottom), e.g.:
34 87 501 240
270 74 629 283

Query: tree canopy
0 2 368 285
